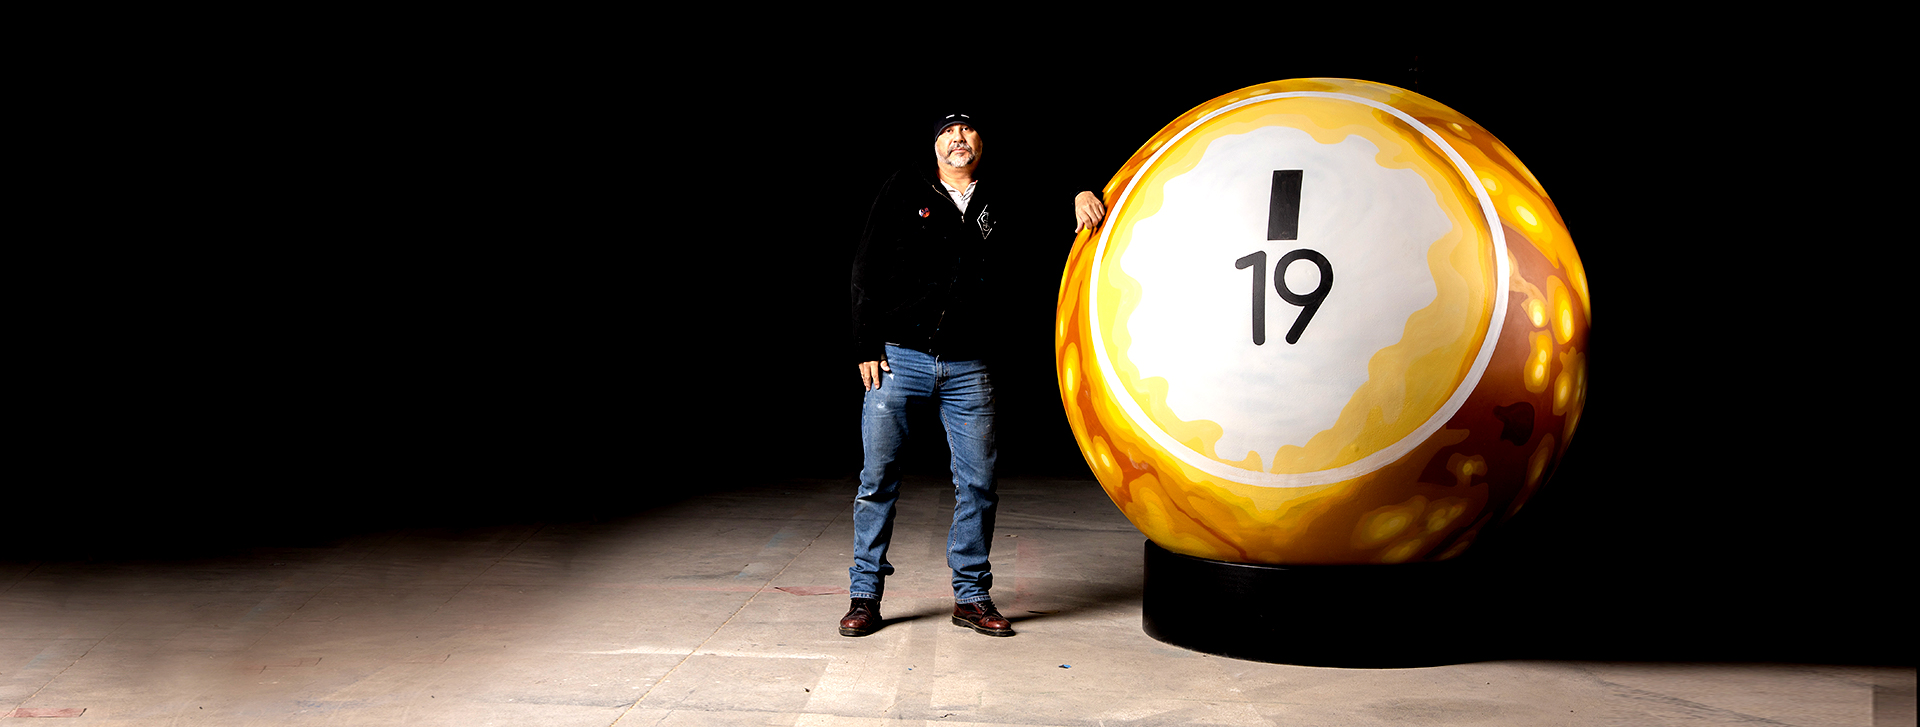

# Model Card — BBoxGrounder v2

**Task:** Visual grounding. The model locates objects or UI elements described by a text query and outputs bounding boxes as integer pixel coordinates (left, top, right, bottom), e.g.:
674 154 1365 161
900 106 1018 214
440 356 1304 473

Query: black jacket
850 167 1005 363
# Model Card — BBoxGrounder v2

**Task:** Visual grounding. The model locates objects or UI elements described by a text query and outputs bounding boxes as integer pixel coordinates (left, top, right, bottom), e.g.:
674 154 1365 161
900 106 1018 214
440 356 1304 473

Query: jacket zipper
925 180 969 350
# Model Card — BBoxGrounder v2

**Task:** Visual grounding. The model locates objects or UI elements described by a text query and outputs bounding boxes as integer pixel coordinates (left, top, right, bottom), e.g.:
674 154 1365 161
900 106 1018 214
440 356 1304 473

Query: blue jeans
851 344 998 604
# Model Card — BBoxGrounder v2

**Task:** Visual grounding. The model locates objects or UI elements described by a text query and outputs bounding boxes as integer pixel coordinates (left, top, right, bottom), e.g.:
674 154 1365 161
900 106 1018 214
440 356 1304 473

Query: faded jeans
850 344 997 604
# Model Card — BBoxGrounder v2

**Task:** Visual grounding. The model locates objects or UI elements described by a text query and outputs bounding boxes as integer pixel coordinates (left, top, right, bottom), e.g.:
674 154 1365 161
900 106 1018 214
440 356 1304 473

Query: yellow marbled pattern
1058 79 1590 565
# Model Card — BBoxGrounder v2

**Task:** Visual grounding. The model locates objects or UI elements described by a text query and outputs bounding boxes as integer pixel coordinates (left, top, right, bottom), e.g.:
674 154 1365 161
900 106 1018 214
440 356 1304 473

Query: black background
17 39 1904 665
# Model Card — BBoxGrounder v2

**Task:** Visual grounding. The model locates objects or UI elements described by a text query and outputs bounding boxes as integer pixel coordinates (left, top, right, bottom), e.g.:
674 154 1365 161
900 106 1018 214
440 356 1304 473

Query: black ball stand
1141 540 1485 667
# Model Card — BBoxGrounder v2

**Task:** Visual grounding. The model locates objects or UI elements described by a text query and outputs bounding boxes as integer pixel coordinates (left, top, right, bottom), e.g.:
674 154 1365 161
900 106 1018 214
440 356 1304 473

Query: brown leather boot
839 598 882 637
952 600 1014 637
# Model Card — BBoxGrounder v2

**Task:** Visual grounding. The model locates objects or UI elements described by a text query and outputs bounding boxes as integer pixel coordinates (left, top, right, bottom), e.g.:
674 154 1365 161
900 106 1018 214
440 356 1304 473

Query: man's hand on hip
859 360 891 391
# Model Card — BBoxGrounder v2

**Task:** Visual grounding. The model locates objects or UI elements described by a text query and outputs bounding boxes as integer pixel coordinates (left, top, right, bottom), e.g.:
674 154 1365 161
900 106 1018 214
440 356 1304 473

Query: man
843 112 1106 638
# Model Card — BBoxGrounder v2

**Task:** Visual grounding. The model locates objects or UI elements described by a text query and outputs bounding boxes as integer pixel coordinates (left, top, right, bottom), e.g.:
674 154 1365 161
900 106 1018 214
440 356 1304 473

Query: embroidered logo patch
977 205 993 238
918 208 930 218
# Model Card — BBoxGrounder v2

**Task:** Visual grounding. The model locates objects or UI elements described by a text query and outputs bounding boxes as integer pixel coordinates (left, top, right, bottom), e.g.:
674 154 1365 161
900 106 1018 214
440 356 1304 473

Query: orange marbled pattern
1056 79 1589 565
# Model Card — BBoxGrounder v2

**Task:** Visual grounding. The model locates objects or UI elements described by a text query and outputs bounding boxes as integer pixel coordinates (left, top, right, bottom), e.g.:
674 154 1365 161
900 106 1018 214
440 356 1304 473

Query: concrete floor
1 477 1911 726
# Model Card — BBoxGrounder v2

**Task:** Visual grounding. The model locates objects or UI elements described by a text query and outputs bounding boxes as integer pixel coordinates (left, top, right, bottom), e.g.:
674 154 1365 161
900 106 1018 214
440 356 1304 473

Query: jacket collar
922 163 984 189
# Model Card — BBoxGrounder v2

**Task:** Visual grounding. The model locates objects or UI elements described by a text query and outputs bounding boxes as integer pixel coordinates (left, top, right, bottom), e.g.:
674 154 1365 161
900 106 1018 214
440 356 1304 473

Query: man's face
934 123 983 169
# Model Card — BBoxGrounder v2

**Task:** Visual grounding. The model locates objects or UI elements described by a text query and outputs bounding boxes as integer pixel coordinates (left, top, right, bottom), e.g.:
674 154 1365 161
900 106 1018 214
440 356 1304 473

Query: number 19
1234 249 1332 345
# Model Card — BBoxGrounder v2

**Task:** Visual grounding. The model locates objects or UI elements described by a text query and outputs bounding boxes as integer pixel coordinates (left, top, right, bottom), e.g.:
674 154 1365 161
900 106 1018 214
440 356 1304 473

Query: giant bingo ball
1057 78 1589 566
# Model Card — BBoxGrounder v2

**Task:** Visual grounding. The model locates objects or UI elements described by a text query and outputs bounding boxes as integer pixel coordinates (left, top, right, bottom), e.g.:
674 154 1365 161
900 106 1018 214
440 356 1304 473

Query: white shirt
939 179 976 214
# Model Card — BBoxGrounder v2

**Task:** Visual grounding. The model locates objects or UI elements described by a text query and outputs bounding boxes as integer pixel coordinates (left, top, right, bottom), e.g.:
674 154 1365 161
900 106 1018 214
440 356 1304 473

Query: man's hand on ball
859 360 891 391
1074 191 1107 233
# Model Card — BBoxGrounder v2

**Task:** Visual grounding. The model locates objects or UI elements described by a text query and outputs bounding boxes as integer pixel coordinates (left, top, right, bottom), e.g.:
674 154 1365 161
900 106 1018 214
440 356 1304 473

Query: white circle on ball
1089 92 1508 488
